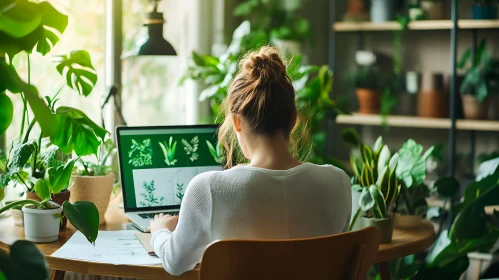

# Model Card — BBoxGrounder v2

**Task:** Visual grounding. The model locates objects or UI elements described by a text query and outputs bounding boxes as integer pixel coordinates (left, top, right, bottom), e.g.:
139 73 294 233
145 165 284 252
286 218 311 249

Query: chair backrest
200 226 380 280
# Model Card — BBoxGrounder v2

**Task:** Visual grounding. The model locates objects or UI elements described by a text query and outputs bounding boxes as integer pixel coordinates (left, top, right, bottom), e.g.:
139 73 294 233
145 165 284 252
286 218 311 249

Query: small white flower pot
22 204 63 243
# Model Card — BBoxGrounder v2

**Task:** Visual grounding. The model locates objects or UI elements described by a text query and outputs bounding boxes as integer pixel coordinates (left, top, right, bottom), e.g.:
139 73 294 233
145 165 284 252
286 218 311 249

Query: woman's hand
150 213 179 233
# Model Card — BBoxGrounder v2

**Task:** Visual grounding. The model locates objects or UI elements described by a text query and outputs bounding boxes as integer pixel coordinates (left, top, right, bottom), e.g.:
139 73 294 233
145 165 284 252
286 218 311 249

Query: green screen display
117 127 223 210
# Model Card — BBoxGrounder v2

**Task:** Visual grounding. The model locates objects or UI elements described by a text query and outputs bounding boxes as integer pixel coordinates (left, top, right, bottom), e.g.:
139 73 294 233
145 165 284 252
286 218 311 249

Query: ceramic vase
472 4 498 20
69 174 114 225
370 0 393 22
22 203 63 243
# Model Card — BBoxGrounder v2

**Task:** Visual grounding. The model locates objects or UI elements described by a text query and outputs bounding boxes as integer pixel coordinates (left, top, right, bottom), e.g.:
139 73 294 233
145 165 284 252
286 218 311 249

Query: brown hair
218 46 310 168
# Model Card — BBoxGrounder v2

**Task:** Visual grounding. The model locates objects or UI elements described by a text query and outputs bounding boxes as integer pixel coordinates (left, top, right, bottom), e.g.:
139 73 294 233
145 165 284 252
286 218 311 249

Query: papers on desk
51 230 162 265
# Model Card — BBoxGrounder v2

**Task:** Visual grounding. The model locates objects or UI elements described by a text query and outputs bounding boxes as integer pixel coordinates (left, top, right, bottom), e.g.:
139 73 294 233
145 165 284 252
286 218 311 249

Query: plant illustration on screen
140 180 164 207
206 140 224 164
128 139 153 167
176 183 185 203
159 137 178 166
182 136 199 162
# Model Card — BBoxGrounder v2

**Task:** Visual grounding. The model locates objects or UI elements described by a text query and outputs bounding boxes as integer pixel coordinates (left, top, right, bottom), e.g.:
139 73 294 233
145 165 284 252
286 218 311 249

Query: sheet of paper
51 230 162 265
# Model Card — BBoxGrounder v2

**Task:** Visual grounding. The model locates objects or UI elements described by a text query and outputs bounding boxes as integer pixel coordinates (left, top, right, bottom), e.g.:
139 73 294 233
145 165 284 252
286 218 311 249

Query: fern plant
206 140 224 164
176 183 184 203
159 137 177 166
128 139 152 167
140 180 164 207
182 136 199 162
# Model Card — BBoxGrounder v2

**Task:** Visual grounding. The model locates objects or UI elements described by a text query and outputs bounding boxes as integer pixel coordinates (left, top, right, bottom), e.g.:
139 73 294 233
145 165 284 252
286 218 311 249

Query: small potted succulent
352 65 385 114
472 0 498 19
71 139 118 225
459 39 499 119
342 129 400 243
394 139 434 228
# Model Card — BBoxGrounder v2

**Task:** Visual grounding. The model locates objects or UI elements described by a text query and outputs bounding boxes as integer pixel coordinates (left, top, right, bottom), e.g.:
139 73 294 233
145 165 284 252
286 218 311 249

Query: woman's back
209 163 351 240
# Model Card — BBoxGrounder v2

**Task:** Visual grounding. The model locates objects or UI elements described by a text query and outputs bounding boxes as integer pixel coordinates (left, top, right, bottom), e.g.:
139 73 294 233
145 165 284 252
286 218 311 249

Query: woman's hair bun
241 46 287 84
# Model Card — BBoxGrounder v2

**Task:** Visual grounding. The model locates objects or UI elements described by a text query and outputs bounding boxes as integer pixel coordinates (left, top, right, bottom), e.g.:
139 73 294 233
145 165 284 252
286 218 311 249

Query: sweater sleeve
150 172 213 276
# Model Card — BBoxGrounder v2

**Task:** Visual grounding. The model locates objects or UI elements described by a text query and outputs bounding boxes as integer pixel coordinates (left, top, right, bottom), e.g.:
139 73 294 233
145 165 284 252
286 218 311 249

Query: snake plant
159 137 178 166
342 129 401 229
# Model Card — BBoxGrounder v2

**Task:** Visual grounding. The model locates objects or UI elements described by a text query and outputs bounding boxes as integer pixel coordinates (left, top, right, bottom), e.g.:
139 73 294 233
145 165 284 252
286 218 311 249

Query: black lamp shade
138 21 177 56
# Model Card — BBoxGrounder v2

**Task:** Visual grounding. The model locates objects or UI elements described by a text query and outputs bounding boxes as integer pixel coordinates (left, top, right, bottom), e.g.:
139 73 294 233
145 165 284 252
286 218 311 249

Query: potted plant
0 158 99 243
472 0 498 19
0 0 104 244
270 14 310 55
71 139 118 225
353 65 384 114
394 139 434 228
342 129 401 243
459 39 499 119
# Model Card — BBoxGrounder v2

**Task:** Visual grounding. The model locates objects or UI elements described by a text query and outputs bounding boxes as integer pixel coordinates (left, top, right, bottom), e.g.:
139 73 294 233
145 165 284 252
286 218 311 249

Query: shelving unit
328 0 499 178
336 114 499 132
333 19 499 32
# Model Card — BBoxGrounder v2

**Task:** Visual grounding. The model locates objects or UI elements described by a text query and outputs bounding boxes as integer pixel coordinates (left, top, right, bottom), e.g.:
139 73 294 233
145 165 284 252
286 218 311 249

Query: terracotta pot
26 190 70 229
69 175 114 225
417 89 449 118
356 88 380 114
462 94 489 120
394 214 422 229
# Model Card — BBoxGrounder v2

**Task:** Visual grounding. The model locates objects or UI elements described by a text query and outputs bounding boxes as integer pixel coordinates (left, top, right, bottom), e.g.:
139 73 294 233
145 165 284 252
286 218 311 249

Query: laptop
116 125 223 232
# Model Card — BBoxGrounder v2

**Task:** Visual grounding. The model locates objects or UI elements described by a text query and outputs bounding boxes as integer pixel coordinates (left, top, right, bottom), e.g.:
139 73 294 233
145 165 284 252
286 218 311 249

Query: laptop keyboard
138 211 179 219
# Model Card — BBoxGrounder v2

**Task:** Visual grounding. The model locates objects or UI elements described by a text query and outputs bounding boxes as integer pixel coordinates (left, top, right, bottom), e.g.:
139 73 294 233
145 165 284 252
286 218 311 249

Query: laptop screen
116 125 223 212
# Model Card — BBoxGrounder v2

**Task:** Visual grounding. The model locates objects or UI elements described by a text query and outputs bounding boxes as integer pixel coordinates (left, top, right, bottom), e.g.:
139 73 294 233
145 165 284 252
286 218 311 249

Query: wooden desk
0 197 435 280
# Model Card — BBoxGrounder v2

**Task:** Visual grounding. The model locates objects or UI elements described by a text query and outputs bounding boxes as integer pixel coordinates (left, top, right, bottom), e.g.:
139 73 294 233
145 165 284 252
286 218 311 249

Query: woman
149 46 351 276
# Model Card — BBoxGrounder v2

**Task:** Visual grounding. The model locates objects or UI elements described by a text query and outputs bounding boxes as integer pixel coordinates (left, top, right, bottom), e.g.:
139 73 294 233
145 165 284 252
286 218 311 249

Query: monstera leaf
63 201 99 244
55 50 98 97
52 107 107 156
0 0 68 56
0 92 13 136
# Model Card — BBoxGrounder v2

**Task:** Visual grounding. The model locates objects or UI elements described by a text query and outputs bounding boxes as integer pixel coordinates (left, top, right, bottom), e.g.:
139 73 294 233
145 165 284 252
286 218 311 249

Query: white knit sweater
151 163 352 276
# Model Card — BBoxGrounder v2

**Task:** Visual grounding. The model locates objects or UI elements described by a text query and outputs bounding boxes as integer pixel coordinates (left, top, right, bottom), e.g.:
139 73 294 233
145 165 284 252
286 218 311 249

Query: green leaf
359 187 374 212
34 1 68 55
433 176 460 198
0 1 42 38
370 184 387 218
396 139 432 188
55 50 97 97
0 1 67 56
45 157 78 194
0 240 47 280
53 106 107 156
63 201 99 244
458 48 471 69
0 92 13 136
0 149 6 172
34 179 50 201
8 142 35 171
39 144 61 169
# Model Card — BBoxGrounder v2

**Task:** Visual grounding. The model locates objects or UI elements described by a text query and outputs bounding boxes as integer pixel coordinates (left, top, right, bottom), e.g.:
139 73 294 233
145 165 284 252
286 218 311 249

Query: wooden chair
200 226 380 280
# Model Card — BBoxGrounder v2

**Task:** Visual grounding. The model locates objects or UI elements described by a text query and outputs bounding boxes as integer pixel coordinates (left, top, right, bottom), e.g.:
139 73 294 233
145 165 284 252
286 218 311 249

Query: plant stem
22 119 36 144
32 132 42 176
15 172 31 191
349 207 362 231
0 199 42 214
19 93 27 139
79 158 90 175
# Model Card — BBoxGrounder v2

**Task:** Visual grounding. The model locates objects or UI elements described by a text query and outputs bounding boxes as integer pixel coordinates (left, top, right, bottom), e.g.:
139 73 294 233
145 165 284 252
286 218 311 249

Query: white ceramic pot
22 204 63 243
271 39 302 56
394 214 422 229
11 208 24 227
